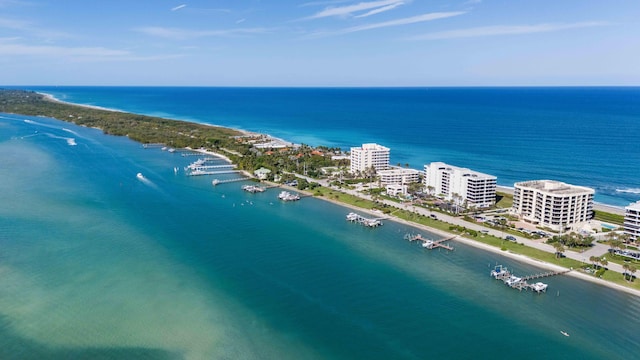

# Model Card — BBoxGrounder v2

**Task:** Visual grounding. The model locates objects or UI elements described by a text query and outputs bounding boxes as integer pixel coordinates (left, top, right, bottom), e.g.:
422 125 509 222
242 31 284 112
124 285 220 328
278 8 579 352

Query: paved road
291 174 626 274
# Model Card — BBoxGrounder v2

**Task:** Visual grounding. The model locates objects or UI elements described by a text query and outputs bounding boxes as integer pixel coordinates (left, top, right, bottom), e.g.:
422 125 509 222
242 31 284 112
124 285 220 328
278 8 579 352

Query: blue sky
1 0 638 86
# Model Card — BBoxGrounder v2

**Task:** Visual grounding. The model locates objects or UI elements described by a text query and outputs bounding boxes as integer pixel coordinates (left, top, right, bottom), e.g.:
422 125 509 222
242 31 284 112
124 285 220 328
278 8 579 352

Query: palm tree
599 258 608 269
589 256 599 269
553 242 566 258
629 265 637 282
623 264 631 282
426 185 435 197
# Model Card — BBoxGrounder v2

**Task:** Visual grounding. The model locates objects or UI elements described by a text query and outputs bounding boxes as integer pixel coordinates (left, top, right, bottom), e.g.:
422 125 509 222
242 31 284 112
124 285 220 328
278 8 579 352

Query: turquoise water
1 112 639 358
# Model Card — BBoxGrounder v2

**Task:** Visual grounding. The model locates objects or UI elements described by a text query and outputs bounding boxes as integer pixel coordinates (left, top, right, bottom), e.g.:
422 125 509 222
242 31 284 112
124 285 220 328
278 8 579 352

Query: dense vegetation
0 89 344 175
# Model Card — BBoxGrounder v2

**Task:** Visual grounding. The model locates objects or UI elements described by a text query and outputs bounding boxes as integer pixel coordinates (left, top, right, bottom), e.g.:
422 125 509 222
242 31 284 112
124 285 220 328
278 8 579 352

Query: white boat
346 212 359 221
212 179 220 186
136 173 144 180
242 185 266 193
505 275 522 287
278 191 300 201
421 240 435 249
560 331 570 337
531 282 548 293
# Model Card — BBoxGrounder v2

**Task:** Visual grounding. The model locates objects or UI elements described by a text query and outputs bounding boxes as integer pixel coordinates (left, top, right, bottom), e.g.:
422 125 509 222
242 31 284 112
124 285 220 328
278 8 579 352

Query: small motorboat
560 331 570 337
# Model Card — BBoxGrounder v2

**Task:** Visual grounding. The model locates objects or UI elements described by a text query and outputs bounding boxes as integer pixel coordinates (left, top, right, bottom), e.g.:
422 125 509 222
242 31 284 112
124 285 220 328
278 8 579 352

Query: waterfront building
624 201 640 241
512 180 594 232
349 143 390 174
377 167 421 185
423 162 497 208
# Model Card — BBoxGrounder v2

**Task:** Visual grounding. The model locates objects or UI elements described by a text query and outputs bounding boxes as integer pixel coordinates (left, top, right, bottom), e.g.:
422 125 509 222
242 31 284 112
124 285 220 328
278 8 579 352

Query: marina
490 265 570 293
346 212 384 227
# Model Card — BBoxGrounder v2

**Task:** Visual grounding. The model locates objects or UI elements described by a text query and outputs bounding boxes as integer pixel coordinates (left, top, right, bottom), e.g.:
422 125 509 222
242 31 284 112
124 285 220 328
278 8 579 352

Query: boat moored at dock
278 191 300 201
242 185 266 193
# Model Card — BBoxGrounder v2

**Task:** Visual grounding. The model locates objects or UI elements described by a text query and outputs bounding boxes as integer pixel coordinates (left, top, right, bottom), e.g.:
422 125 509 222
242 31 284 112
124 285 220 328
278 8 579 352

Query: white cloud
0 42 129 57
171 4 187 11
136 26 268 40
308 0 405 19
236 18 246 24
309 11 466 37
409 21 607 40
0 38 185 62
354 2 404 18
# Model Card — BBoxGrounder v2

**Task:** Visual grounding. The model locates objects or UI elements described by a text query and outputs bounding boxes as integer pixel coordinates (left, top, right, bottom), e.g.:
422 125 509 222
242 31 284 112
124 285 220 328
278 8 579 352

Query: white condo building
423 162 497 208
350 143 390 174
512 180 594 232
377 167 421 185
624 201 640 241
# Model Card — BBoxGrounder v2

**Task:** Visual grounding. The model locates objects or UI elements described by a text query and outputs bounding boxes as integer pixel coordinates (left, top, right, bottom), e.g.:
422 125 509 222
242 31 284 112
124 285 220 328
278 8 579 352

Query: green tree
553 242 566 258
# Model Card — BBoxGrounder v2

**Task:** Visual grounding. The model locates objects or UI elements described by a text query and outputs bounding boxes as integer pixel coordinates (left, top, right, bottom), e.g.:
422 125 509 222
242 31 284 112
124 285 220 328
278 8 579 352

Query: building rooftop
626 200 640 211
515 180 594 195
425 162 496 180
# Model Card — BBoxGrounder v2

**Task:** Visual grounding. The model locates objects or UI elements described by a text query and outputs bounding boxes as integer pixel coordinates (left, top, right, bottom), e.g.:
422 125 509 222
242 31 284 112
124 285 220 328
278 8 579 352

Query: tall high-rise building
423 162 497 208
512 180 594 232
623 201 640 241
349 143 390 174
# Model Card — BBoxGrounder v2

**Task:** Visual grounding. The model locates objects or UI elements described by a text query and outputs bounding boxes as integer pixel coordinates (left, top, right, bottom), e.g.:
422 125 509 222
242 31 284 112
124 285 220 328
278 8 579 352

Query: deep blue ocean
22 86 640 206
1 87 640 359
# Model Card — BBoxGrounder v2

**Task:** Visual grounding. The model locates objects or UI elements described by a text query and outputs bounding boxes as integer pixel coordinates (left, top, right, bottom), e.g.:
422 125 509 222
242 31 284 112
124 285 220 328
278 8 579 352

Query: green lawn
593 210 625 225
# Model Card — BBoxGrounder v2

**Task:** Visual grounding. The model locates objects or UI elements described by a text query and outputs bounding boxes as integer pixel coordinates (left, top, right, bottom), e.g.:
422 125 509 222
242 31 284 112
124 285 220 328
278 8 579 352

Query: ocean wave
616 188 640 194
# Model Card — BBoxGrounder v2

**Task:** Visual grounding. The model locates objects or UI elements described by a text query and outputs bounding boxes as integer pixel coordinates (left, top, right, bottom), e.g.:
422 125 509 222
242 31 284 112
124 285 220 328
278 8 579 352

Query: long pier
405 234 455 251
212 177 248 186
187 164 236 171
490 265 570 293
187 169 242 176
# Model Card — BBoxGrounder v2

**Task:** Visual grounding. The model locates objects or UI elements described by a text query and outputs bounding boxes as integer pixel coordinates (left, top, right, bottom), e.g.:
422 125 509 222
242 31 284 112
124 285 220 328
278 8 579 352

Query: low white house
386 184 408 197
254 167 272 180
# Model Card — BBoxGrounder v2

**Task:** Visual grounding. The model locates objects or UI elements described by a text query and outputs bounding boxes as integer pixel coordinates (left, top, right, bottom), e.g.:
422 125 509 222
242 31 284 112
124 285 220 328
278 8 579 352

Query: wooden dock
405 234 456 251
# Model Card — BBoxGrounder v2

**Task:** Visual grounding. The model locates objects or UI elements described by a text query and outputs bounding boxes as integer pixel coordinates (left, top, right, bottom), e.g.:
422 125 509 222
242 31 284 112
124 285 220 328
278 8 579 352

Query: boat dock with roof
490 265 570 293
405 234 456 251
346 212 385 227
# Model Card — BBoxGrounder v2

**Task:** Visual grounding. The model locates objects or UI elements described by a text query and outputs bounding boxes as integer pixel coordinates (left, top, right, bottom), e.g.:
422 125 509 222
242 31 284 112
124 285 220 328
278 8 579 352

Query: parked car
505 235 517 241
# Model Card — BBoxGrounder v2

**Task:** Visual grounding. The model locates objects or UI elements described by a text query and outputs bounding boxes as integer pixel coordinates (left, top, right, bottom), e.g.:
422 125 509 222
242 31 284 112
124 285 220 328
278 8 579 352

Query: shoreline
282 184 640 298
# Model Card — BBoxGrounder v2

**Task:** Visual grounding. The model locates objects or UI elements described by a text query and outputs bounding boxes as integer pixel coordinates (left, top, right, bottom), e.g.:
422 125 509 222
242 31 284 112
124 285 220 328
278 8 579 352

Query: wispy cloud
0 16 72 40
409 21 607 40
236 18 246 24
0 38 184 62
354 2 403 18
171 4 187 11
308 0 406 19
299 0 353 7
308 11 466 37
136 26 269 40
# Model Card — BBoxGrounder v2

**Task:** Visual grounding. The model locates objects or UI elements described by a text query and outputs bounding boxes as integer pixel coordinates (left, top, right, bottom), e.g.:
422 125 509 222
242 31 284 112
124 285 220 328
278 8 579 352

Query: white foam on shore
39 92 125 113
616 188 640 194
